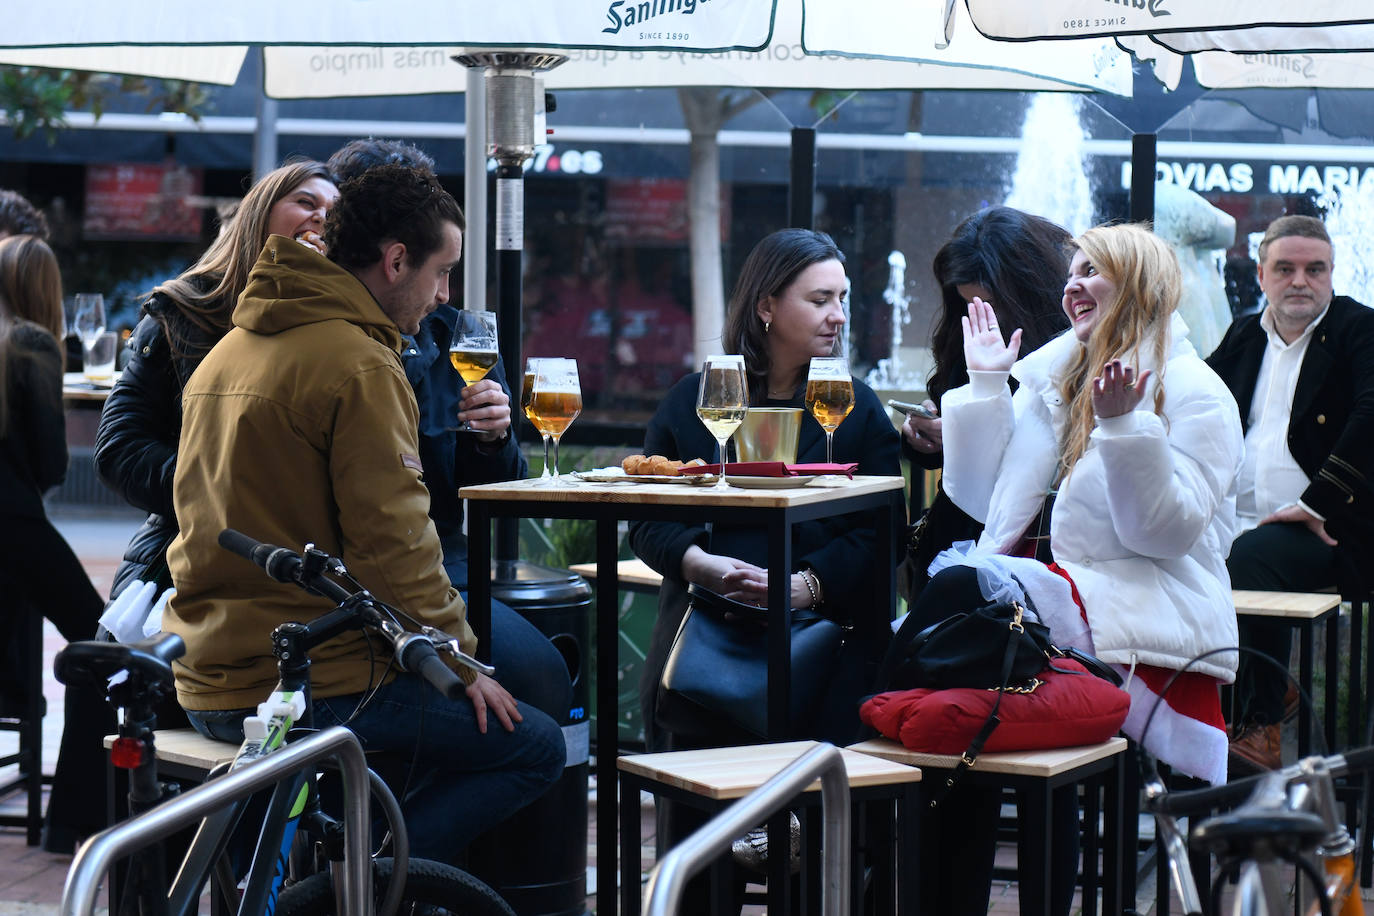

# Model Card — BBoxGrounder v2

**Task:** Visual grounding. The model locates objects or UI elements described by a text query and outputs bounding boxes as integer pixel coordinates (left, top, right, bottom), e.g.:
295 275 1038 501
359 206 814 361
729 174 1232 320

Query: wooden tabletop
460 474 904 507
848 736 1128 778
63 371 118 402
1232 590 1341 619
569 558 663 588
617 740 921 800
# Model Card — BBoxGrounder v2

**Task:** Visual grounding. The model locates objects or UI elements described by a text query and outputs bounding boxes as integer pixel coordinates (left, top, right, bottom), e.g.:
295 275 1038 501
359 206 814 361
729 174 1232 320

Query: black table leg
597 519 620 913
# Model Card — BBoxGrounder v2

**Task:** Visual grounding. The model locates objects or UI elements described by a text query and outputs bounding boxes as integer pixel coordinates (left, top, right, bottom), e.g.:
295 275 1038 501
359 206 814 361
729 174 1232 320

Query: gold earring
764 320 771 334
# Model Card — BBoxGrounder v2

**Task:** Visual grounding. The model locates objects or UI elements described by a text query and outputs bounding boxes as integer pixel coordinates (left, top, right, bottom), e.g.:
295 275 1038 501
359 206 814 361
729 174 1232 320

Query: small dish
723 475 819 489
574 469 719 486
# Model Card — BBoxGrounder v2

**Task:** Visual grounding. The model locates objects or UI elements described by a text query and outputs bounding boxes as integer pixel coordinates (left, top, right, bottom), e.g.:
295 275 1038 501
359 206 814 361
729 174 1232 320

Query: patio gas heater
454 50 593 916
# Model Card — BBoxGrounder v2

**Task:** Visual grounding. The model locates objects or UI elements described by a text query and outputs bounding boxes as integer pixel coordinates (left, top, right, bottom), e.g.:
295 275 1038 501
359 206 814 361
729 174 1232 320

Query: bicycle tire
276 857 515 916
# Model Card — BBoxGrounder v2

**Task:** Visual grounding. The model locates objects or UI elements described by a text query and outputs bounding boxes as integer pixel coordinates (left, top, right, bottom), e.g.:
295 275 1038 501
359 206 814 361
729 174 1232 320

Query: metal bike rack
642 742 852 916
62 726 373 916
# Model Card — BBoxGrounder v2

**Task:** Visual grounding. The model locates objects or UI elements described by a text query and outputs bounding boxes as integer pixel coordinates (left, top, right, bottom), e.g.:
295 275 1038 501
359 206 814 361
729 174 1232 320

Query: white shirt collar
1259 300 1330 348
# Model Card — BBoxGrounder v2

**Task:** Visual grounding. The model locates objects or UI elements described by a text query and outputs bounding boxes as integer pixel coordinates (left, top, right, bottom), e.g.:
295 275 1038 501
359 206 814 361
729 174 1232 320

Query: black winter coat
0 321 68 519
95 291 225 597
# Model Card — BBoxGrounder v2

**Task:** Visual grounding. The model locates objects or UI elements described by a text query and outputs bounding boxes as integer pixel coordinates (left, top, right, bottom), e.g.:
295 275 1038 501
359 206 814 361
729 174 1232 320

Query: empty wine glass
72 293 106 346
696 355 748 490
529 358 581 485
447 309 499 432
522 358 553 480
805 357 854 465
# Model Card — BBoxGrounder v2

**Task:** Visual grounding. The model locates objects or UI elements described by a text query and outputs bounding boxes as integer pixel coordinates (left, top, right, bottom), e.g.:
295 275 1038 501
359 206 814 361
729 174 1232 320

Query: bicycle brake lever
420 626 497 678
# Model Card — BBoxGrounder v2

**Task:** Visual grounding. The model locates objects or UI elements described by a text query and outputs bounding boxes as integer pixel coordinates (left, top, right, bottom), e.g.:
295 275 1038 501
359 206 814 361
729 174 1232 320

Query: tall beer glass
805 357 854 465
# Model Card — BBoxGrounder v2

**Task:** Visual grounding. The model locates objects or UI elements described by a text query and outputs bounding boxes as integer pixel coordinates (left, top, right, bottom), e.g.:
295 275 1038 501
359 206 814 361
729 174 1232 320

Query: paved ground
3 506 1348 915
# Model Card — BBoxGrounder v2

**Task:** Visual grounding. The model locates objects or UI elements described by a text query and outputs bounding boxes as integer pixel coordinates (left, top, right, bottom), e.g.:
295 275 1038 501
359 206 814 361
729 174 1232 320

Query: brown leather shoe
1229 724 1281 775
1282 682 1301 723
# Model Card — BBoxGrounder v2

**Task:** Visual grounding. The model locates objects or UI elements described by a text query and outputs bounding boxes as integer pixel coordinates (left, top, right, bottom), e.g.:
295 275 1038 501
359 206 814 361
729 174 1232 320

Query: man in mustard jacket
166 164 563 864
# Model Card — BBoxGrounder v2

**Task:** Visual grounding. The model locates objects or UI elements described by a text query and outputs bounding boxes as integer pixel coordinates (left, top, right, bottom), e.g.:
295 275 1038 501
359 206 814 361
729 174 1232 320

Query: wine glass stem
715 436 730 489
551 435 562 482
825 430 835 465
540 435 552 480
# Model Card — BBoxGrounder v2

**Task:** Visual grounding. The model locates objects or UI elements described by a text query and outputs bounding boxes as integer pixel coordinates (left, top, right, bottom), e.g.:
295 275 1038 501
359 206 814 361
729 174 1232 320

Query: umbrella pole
1130 132 1157 224
789 126 817 228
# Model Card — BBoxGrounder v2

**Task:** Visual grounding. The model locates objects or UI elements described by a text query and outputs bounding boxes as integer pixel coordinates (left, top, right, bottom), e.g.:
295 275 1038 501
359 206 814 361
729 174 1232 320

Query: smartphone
888 399 938 419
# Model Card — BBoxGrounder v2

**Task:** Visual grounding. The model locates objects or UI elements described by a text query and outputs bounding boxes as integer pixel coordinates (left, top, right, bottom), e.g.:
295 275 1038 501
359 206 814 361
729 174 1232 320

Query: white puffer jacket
941 316 1243 683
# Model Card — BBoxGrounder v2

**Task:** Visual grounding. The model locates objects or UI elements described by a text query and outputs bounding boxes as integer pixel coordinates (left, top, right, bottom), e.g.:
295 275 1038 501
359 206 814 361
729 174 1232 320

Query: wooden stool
1231 590 1341 757
617 740 922 915
568 558 663 594
849 736 1129 916
0 611 47 845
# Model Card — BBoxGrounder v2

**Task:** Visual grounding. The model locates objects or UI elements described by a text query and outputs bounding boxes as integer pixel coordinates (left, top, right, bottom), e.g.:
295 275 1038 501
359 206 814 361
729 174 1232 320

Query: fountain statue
1153 181 1235 357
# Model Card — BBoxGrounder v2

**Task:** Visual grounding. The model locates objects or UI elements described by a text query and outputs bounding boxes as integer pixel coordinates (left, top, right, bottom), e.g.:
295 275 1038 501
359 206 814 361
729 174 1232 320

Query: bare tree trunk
678 87 765 364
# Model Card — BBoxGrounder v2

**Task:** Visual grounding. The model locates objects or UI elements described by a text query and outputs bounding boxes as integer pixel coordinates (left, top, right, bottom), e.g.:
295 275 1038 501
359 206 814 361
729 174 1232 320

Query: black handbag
657 583 845 740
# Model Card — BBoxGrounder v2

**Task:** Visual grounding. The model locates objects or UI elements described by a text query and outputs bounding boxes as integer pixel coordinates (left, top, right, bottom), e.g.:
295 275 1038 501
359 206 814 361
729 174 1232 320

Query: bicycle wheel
277 857 515 916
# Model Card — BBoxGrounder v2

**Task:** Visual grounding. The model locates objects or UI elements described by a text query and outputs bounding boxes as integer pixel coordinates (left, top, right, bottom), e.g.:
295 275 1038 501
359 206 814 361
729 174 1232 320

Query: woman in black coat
629 229 900 899
95 160 337 598
0 234 107 852
901 207 1071 601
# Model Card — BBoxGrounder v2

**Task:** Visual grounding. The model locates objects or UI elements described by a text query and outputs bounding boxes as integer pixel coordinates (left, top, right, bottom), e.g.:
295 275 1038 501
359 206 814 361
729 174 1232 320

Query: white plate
574 469 719 485
724 475 819 489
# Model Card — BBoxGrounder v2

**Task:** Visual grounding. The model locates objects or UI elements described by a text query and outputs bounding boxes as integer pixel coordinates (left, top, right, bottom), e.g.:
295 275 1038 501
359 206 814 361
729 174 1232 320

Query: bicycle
57 528 515 916
1143 744 1374 915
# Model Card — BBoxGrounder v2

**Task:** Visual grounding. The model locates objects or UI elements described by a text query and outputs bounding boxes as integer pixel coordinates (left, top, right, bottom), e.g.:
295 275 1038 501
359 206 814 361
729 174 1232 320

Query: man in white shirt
1207 215 1374 772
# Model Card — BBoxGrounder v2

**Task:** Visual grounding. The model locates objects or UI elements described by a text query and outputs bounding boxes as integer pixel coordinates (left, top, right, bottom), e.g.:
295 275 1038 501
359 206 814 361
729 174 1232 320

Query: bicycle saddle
55 632 186 691
1191 805 1328 858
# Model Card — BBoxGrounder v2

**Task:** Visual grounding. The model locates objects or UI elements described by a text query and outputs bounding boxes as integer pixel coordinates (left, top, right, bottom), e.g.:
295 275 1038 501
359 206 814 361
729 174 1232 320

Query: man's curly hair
325 165 464 272
0 190 49 240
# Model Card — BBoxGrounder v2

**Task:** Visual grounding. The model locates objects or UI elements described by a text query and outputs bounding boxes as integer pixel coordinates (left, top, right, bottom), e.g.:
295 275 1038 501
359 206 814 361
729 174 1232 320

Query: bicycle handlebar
1146 744 1374 817
218 528 491 695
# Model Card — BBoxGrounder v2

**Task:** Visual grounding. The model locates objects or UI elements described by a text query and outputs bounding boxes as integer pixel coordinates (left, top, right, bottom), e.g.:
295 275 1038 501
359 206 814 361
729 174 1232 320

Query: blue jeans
187 673 565 865
460 591 573 721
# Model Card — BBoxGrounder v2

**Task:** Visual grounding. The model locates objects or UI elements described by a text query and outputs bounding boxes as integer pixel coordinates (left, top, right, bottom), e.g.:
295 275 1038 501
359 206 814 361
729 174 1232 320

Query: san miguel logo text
1103 0 1170 16
603 0 711 35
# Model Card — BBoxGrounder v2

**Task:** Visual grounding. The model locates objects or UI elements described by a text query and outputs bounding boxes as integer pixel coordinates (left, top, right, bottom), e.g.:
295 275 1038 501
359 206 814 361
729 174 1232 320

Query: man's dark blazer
1205 295 1374 579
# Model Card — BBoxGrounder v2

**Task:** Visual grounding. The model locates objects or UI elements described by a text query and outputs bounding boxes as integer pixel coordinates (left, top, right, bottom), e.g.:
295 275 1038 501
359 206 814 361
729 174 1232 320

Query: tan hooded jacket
166 236 474 711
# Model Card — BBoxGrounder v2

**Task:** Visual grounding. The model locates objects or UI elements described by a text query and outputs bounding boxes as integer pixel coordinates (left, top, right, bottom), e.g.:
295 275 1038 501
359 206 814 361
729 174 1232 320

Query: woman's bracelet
800 568 822 608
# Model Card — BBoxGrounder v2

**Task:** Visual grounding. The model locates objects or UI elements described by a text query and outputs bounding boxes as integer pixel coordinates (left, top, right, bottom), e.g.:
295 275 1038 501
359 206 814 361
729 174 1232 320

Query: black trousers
880 565 1080 916
0 513 113 851
1228 521 1340 726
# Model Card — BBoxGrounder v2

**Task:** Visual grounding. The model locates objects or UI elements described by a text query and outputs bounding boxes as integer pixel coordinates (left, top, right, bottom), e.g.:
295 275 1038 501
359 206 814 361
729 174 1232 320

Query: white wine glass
447 309 499 432
696 354 748 491
805 356 854 465
529 358 581 485
72 293 106 346
522 358 552 480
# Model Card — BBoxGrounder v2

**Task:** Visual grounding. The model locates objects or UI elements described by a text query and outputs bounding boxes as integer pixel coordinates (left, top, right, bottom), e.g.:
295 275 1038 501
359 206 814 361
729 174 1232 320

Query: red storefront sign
84 163 204 241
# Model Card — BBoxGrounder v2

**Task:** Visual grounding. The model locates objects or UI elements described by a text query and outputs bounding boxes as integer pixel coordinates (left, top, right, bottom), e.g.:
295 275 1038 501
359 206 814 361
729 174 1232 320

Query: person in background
0 235 106 852
165 164 564 866
898 223 1242 914
629 228 900 901
1207 214 1374 773
95 160 338 603
326 138 571 721
901 207 1071 601
0 189 49 240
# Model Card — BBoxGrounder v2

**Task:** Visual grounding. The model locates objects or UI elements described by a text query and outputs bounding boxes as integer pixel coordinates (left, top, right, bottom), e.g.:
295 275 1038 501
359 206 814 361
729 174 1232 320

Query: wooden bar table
461 474 905 912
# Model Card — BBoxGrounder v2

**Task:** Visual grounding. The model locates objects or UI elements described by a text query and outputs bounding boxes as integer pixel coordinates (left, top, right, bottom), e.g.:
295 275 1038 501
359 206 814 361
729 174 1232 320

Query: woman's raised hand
1091 359 1152 418
961 297 1021 373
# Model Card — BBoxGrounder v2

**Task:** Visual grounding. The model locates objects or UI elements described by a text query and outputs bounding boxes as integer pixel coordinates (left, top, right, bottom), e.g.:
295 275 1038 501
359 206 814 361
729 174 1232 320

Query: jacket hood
233 236 403 352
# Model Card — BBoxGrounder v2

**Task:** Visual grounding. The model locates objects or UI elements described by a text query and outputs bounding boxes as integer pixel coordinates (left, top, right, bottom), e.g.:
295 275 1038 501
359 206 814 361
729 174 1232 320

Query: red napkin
680 462 859 479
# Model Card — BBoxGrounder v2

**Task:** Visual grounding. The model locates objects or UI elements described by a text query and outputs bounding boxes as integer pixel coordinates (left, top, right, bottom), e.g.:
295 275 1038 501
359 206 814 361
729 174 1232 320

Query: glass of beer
522 358 552 480
695 354 748 490
805 356 854 465
529 358 582 484
447 309 499 431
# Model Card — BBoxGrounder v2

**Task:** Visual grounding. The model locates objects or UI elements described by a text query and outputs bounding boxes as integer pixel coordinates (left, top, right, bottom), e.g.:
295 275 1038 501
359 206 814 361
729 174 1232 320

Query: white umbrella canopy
253 0 1131 98
961 1 1374 43
0 46 247 85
